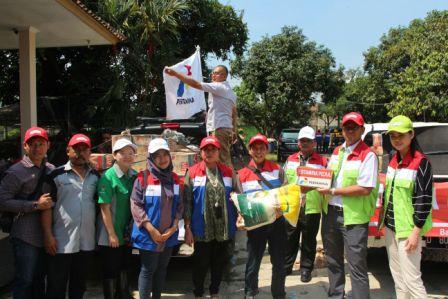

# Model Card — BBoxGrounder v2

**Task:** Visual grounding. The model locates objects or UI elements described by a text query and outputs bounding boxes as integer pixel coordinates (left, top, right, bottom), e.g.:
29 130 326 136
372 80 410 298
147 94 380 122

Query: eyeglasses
342 125 361 132
211 71 225 76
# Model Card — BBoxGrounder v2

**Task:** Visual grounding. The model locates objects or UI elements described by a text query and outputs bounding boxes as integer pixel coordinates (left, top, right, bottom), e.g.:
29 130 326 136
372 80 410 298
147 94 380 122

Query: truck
364 123 448 262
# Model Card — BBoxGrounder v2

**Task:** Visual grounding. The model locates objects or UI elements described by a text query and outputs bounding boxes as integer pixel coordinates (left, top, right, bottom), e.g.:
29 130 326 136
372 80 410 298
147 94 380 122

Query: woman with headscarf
379 115 433 299
183 136 242 299
130 138 183 299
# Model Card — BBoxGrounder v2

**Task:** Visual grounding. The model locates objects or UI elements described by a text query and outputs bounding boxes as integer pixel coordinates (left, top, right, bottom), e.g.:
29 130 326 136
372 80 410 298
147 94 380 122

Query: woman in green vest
381 115 433 299
97 138 137 299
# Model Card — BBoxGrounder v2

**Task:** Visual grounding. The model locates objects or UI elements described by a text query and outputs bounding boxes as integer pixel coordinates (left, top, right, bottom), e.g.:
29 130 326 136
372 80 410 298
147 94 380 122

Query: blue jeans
245 217 286 299
138 247 173 299
11 238 45 299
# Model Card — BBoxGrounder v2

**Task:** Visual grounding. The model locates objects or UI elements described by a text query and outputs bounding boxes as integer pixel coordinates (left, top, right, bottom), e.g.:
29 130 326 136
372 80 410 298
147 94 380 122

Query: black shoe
300 270 312 283
117 272 134 299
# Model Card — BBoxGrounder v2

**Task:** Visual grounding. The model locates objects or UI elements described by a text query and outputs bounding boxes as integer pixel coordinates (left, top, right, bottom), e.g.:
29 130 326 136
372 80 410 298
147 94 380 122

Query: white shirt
329 140 378 207
201 81 236 132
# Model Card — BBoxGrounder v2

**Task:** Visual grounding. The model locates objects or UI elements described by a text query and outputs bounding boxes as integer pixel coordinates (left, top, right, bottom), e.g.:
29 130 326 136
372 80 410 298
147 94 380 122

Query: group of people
0 60 432 299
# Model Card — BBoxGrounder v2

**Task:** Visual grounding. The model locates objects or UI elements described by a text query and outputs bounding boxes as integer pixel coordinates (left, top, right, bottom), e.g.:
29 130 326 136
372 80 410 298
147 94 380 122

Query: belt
329 205 343 212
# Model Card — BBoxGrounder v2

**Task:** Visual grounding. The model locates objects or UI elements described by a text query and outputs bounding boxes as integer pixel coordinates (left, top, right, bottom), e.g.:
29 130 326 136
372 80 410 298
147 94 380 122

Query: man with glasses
165 65 237 167
317 112 379 299
283 126 327 283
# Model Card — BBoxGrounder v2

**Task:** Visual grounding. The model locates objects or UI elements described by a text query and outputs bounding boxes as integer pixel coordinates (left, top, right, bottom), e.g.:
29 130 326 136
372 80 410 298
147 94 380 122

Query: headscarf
148 150 174 198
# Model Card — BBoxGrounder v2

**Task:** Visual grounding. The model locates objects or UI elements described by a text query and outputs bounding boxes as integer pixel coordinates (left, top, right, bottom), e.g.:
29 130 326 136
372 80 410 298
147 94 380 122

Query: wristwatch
32 202 39 210
330 188 336 196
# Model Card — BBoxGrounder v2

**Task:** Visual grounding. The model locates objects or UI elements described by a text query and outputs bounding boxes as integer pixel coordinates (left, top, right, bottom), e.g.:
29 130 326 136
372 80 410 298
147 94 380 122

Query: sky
211 0 448 72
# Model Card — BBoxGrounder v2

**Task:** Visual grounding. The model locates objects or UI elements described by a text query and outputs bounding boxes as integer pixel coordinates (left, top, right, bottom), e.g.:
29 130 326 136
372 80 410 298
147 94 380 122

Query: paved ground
1 230 447 298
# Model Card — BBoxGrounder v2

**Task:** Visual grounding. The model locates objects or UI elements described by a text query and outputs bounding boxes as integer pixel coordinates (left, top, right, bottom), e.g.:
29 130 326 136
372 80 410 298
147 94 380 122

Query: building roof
0 0 126 49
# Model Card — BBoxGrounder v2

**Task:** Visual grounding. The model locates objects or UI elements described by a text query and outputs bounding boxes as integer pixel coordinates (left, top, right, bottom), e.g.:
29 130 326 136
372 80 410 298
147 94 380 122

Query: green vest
284 152 326 214
381 152 432 239
326 143 379 225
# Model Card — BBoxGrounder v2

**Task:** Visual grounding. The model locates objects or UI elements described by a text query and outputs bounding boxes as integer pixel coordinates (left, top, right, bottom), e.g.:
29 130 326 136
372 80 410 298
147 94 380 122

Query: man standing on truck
165 65 237 167
317 112 379 299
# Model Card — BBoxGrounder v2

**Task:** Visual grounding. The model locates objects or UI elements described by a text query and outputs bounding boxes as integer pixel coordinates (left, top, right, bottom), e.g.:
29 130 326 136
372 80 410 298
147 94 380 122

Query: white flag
163 47 206 120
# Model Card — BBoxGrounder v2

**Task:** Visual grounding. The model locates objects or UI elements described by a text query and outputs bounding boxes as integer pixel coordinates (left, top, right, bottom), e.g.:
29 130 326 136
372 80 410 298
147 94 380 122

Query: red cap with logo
200 136 221 149
24 127 49 144
342 112 364 126
249 133 269 147
68 134 91 148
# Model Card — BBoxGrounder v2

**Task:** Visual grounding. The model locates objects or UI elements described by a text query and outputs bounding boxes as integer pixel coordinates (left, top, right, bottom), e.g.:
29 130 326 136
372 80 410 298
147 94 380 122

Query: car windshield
282 132 299 139
365 126 448 176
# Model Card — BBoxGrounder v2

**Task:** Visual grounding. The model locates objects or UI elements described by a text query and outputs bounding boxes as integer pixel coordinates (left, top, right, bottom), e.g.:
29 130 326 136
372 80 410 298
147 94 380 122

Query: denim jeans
245 217 286 299
138 247 173 299
46 251 93 299
10 237 45 299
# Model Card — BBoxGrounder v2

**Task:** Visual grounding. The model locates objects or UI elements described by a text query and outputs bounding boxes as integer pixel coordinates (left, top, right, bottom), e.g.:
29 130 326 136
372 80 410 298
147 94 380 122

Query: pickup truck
364 123 448 262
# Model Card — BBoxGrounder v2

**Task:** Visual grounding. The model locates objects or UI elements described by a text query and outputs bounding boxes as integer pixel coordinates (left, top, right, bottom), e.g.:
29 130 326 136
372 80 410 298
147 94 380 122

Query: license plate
425 237 448 248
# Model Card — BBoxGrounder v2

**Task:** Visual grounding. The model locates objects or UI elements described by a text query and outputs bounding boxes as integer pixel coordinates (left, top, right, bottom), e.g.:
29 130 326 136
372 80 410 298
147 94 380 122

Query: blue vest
188 162 237 238
131 171 181 251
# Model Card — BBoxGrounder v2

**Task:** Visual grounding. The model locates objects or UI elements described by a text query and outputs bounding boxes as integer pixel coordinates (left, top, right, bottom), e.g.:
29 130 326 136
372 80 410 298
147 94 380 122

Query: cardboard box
89 153 114 172
297 167 333 189
111 134 199 176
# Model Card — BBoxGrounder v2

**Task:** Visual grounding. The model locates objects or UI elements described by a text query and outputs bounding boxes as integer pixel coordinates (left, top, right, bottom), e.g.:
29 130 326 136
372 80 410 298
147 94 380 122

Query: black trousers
99 245 132 279
285 206 321 273
46 251 93 299
192 239 231 297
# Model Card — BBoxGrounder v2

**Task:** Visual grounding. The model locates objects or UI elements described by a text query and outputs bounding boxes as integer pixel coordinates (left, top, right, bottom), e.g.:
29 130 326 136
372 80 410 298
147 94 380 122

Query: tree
355 10 448 121
334 69 389 123
232 26 344 136
0 0 248 131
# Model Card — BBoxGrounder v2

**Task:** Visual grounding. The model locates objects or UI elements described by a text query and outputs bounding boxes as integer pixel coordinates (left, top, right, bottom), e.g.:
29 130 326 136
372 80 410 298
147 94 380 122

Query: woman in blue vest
130 138 183 299
380 115 433 299
183 136 242 299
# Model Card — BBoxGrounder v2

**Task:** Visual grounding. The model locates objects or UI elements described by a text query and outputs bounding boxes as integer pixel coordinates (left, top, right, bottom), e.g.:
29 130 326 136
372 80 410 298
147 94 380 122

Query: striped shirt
385 158 433 231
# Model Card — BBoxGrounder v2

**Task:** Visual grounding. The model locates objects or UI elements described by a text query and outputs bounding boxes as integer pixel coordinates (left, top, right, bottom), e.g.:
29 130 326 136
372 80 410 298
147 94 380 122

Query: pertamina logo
176 65 192 97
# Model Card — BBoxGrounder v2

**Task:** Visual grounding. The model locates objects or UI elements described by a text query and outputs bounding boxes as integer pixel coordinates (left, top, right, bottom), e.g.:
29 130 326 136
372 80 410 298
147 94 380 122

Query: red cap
249 133 268 147
200 136 221 149
24 127 49 144
68 134 91 148
342 112 364 126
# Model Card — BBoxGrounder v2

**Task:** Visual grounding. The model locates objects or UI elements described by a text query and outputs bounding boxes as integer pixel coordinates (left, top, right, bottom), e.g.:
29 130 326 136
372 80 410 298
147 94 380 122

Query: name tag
193 176 206 187
145 185 161 197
